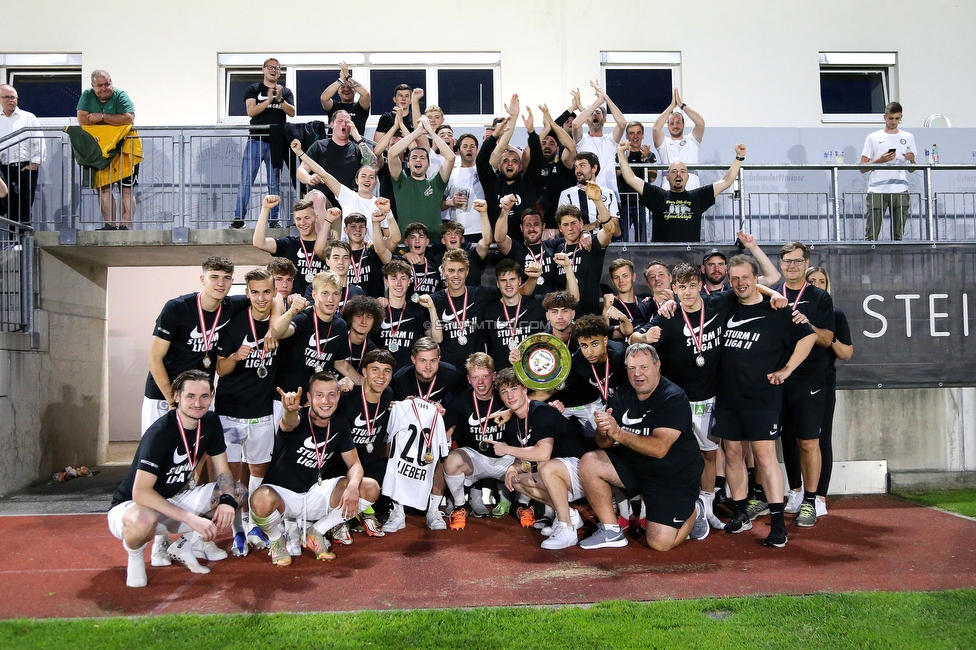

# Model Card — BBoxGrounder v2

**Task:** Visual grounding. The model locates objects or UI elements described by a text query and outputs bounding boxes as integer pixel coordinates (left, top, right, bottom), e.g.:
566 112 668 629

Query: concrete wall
3 1 975 129
0 250 106 495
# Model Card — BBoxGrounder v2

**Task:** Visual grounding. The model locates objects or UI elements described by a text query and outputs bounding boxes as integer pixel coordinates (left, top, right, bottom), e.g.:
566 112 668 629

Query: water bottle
835 150 845 164
925 148 931 164
932 144 940 164
824 150 833 164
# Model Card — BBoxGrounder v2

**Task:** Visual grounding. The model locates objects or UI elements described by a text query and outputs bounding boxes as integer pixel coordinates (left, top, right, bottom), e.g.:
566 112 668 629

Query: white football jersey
382 398 449 509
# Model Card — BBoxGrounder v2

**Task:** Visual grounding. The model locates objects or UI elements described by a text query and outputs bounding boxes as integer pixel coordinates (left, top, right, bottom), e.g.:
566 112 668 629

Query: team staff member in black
390 337 464 409
253 195 325 297
715 255 817 548
377 260 439 369
250 373 380 566
547 200 619 316
579 344 707 551
270 271 359 393
108 370 246 587
144 256 250 435
617 140 747 243
773 241 835 528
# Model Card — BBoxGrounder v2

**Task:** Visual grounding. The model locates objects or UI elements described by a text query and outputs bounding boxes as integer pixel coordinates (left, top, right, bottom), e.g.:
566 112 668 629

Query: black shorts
712 407 781 442
111 163 140 188
781 373 826 440
605 447 699 530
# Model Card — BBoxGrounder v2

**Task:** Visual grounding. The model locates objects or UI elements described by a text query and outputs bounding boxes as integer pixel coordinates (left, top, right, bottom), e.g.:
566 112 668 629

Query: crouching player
107 370 248 587
249 373 380 566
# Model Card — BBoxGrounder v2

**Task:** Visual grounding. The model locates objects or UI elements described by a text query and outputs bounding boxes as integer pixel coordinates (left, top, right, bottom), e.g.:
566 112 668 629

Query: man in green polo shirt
76 69 137 231
388 115 455 232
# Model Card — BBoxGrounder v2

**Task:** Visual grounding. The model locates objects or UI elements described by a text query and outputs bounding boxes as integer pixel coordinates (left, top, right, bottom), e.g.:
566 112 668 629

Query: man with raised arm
572 81 627 196
297 110 372 208
652 88 706 190
536 104 577 224
546 200 619 316
320 62 371 133
618 140 747 243
557 151 620 230
389 116 456 233
253 195 325 298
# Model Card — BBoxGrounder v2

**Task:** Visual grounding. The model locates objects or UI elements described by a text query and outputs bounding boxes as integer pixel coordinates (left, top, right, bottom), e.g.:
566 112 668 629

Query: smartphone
887 148 897 154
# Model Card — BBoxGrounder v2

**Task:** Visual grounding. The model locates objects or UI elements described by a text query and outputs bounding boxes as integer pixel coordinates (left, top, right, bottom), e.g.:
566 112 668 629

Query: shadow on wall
39 384 99 476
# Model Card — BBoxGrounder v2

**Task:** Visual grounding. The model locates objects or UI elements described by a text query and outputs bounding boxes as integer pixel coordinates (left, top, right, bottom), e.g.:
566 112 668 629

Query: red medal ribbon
679 302 706 358
196 293 222 354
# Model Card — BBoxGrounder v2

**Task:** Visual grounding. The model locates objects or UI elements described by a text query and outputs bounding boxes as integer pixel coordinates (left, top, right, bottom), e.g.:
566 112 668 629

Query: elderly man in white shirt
0 84 46 225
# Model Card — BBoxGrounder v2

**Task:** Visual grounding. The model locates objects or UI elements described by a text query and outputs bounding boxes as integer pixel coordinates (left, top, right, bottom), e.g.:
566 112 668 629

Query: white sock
251 509 283 541
445 473 466 505
428 493 443 513
123 541 147 588
358 498 372 514
700 489 715 511
312 507 347 535
613 488 631 519
517 493 530 505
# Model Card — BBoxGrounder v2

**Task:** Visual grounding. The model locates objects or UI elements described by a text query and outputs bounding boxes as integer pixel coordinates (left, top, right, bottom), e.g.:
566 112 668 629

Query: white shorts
272 400 284 433
141 397 171 436
219 414 275 464
261 478 341 522
690 397 719 452
562 399 601 436
107 482 218 539
554 457 584 502
458 447 514 485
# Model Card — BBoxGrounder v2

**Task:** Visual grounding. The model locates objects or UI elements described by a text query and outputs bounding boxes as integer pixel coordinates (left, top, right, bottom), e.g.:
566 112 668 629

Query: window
601 52 681 118
820 52 896 123
1 54 81 121
218 53 499 125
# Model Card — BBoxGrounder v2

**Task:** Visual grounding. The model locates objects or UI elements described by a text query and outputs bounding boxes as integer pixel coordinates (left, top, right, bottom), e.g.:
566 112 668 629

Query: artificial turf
893 488 976 518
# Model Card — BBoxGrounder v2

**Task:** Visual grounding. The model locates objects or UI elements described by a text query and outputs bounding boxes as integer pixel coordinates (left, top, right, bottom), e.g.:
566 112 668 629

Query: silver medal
478 440 489 452
366 442 374 454
388 341 399 353
314 364 324 373
457 334 468 346
257 365 268 378
509 340 519 351
696 355 705 368
410 293 420 303
537 276 544 286
305 271 314 283
202 356 212 369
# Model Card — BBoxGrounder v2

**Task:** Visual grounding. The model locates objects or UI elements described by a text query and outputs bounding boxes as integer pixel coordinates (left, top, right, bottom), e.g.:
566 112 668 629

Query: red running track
1 495 974 619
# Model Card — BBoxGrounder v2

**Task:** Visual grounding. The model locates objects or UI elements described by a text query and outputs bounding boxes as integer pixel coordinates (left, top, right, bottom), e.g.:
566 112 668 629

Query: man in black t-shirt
376 260 438 369
144 257 250 435
547 203 619 316
374 84 414 142
495 205 559 297
253 195 325 298
250 372 380 566
234 58 294 227
579 345 706 552
395 222 445 297
319 63 371 133
108 371 246 587
618 140 748 243
389 336 464 408
430 248 502 369
536 106 577 225
484 259 550 371
298 110 365 207
714 255 817 548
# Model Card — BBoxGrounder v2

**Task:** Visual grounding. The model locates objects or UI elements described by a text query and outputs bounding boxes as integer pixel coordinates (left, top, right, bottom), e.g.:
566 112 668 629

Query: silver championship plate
513 333 572 391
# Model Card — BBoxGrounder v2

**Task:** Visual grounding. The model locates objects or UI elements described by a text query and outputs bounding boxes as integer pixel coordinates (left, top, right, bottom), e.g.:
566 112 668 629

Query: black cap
702 249 727 265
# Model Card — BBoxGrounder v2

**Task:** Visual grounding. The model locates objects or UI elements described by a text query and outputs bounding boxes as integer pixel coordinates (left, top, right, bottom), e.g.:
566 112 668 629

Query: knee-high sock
251 509 283 541
445 473 466 505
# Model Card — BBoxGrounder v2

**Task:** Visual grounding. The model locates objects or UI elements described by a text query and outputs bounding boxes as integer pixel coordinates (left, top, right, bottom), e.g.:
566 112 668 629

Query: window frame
600 51 681 123
0 53 82 125
819 52 897 124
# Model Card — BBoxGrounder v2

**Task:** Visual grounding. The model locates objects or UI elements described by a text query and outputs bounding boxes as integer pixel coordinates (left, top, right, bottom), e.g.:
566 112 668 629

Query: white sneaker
150 534 172 567
426 507 447 530
382 503 406 533
192 538 228 561
541 521 579 550
284 520 303 556
542 508 583 536
816 497 828 517
785 490 803 514
167 535 210 574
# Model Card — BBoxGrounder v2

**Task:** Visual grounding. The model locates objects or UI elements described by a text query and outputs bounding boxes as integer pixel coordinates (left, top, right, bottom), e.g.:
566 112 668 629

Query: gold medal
424 452 435 464
520 460 533 473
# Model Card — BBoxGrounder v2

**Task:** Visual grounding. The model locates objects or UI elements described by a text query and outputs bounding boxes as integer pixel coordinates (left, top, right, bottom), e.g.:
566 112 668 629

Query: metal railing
0 217 34 333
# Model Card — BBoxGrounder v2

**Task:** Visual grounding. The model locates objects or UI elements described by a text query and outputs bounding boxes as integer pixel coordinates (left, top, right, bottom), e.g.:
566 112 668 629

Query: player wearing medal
268 257 297 299
306 237 366 310
439 354 508 530
333 349 395 540
604 259 654 340
213 268 282 554
642 261 674 311
491 368 588 533
429 215 493 288
396 222 444 297
390 336 465 408
342 295 382 374
772 242 835 528
484 259 554 372
108 370 247 587
489 369 589 549
579 344 708 551
253 195 326 298
715 255 817 548
250 373 380 566
494 201 559 297
377 260 440 369
700 232 782 296
314 206 397 299
271 271 360 394
546 199 619 316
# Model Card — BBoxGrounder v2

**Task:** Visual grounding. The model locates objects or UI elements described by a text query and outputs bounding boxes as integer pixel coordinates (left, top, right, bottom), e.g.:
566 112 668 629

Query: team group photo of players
108 75 854 588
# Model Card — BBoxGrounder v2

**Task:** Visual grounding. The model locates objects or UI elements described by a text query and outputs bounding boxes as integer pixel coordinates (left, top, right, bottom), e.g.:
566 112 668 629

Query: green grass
2 590 976 650
893 488 976 518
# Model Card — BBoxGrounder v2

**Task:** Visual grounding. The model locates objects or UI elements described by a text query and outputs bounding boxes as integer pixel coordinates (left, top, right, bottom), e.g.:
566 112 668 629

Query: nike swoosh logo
620 410 643 426
189 320 231 340
303 436 328 450
672 517 684 524
354 414 368 427
468 413 487 427
810 389 822 395
308 334 342 347
381 317 414 330
441 311 456 323
173 449 188 464
727 316 765 328
683 314 719 337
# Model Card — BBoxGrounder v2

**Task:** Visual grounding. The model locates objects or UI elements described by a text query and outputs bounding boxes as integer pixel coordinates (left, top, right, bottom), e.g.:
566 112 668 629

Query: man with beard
250 373 379 565
443 133 486 240
296 110 365 207
699 232 781 294
557 151 619 230
495 198 558 297
253 195 325 298
536 104 577 224
319 62 371 133
618 140 747 243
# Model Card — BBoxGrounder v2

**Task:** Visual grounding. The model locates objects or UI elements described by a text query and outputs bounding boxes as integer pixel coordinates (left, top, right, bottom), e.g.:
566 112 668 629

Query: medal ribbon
679 302 706 358
313 316 335 362
177 417 202 470
410 259 429 293
789 282 809 311
409 398 434 455
310 419 334 474
473 393 495 441
447 289 469 341
615 297 634 321
416 376 437 402
360 388 381 443
590 357 611 403
196 293 223 355
387 304 403 345
502 297 523 342
247 309 267 369
298 237 315 278
349 248 364 284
